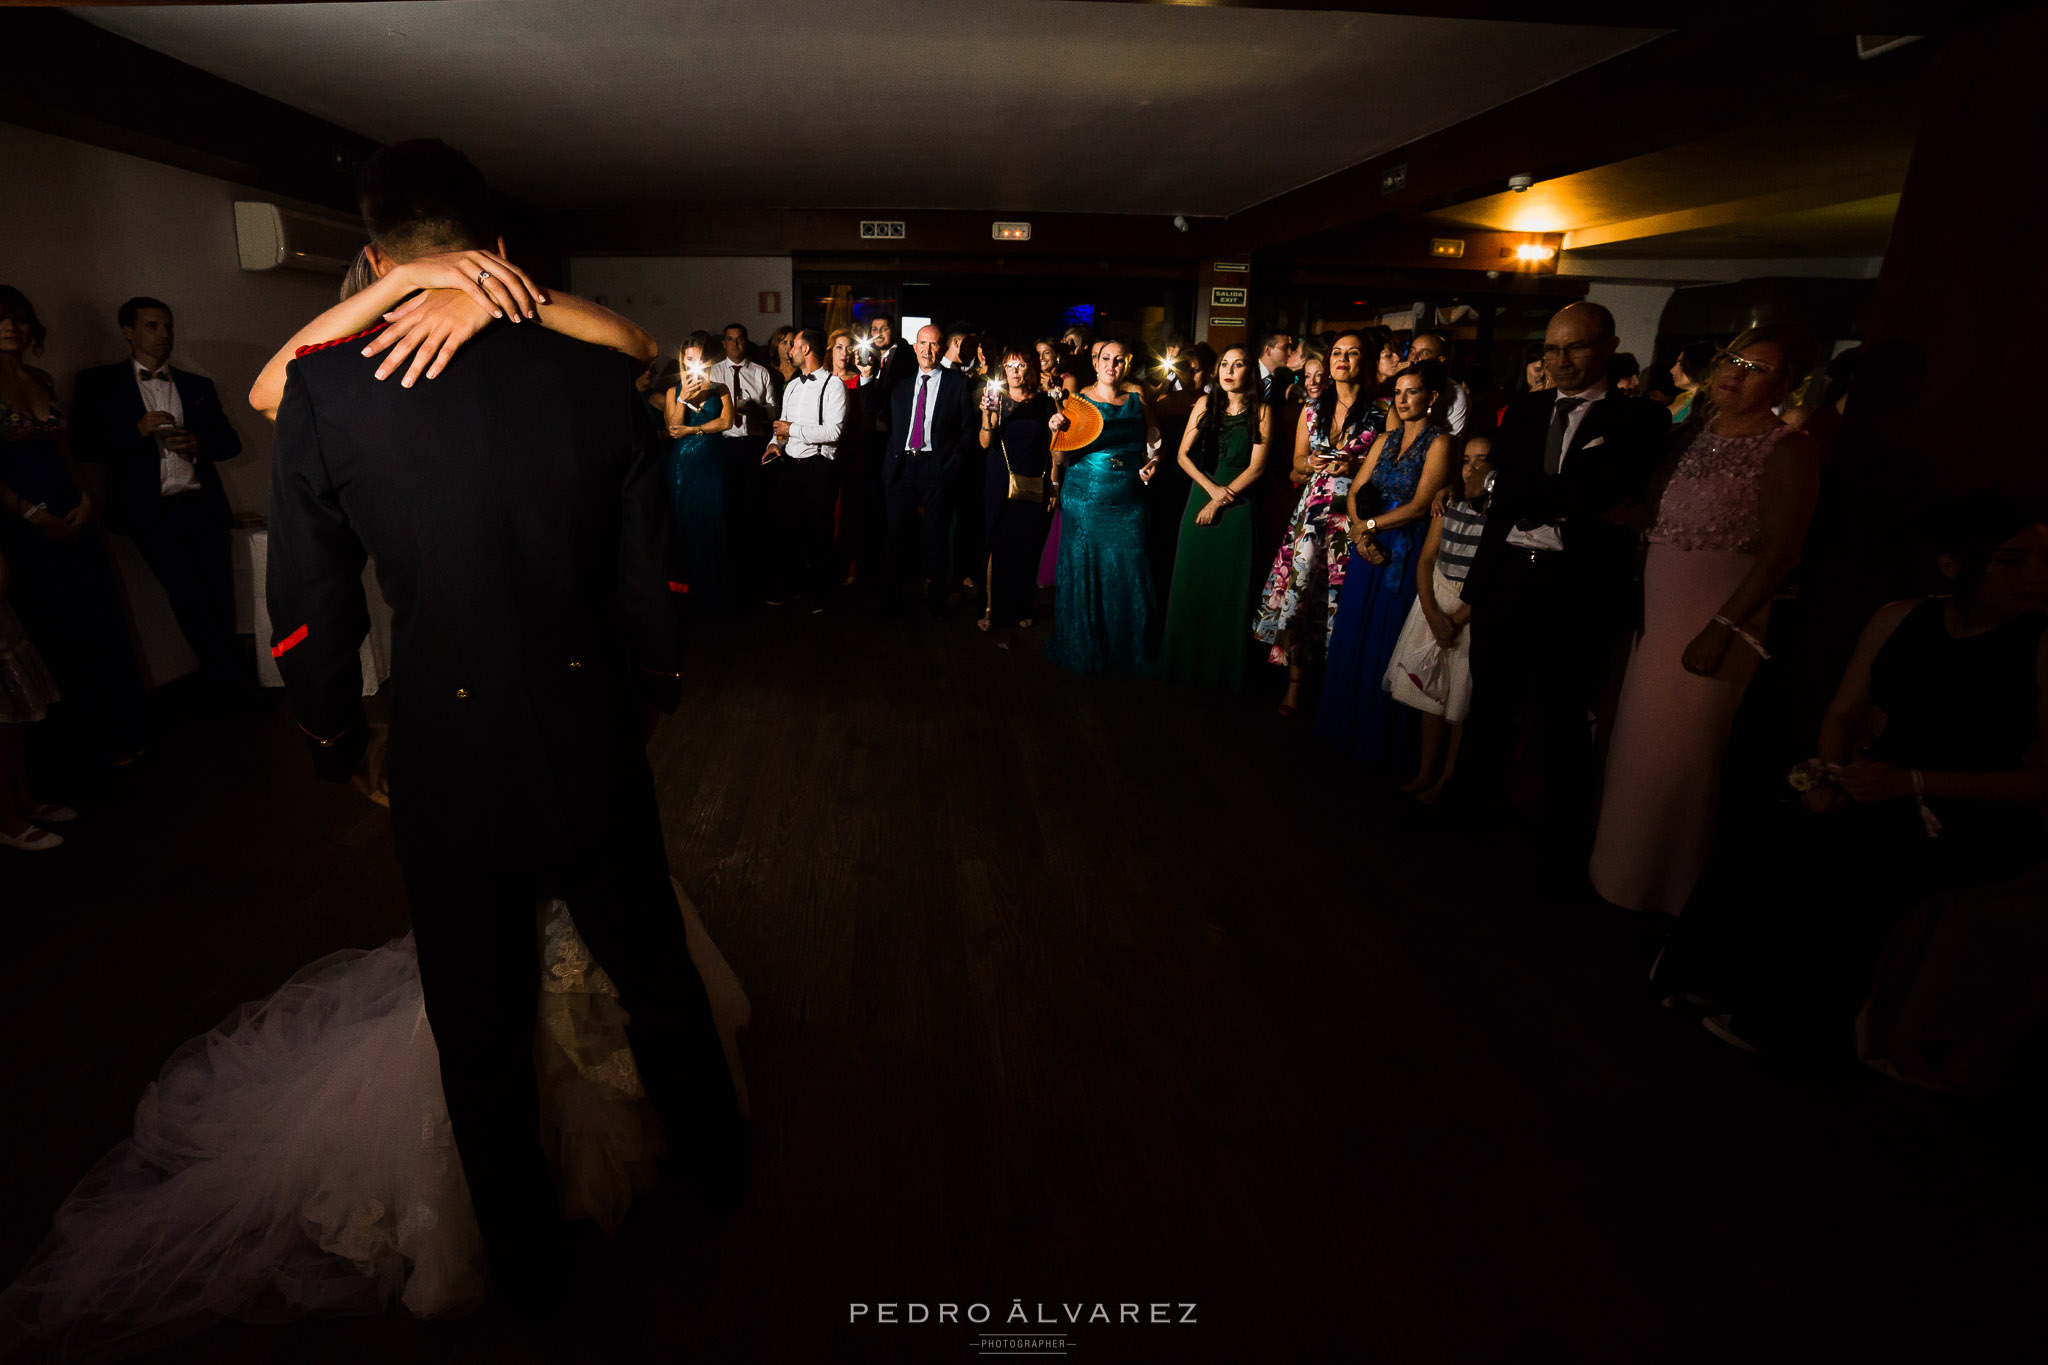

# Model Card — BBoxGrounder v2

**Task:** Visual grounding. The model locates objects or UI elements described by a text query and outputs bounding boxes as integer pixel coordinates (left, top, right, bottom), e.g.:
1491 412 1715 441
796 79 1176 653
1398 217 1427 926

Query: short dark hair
0 285 48 351
1930 492 2047 602
1674 340 1718 387
1606 351 1641 382
1396 358 1448 395
681 330 717 362
794 327 826 358
357 139 499 259
1258 330 1291 353
722 322 748 340
118 296 170 329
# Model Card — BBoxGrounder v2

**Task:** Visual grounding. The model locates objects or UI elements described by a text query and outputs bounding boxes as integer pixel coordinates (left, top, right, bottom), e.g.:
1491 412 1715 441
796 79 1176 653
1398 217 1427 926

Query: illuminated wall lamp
992 221 1032 242
1514 243 1557 262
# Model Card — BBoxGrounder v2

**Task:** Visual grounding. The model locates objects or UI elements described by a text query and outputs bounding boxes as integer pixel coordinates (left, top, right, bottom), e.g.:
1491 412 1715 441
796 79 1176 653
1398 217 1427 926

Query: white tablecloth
236 526 392 695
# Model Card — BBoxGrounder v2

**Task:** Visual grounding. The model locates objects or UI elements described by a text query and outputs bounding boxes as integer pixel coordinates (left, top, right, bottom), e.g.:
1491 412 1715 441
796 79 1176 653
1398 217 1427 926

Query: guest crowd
5 268 2044 1092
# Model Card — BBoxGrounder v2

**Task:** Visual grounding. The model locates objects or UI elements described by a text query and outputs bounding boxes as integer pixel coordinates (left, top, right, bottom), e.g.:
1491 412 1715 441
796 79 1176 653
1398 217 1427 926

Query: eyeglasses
1712 350 1777 376
1540 341 1597 361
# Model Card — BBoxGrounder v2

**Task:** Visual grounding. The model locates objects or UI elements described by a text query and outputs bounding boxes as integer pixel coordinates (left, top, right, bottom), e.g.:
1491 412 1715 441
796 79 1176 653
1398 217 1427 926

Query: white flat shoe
30 804 77 824
0 824 63 852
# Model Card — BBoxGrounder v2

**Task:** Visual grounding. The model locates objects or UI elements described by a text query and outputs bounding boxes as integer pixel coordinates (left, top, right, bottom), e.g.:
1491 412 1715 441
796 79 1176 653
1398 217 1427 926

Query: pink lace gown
1590 424 1792 914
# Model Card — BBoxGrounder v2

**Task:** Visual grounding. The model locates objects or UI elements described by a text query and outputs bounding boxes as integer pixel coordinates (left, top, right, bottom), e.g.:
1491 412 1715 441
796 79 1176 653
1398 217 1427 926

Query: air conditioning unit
233 201 365 275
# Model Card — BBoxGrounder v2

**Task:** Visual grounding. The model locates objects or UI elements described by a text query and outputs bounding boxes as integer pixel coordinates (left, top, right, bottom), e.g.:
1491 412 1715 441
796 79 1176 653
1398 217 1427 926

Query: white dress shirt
776 367 847 461
1506 379 1606 552
134 359 199 495
1434 380 1472 436
712 357 775 439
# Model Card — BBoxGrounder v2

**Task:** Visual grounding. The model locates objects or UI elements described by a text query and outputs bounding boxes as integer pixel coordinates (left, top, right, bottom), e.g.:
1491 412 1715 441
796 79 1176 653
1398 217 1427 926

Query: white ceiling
80 1 1659 216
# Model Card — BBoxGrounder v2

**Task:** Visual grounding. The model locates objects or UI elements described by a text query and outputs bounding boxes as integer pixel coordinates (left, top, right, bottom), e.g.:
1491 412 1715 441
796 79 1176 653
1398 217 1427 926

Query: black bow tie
138 368 170 382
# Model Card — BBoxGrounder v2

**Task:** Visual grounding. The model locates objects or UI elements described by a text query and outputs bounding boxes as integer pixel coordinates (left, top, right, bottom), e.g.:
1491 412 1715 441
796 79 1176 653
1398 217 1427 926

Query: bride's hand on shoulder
394 249 547 323
361 291 498 387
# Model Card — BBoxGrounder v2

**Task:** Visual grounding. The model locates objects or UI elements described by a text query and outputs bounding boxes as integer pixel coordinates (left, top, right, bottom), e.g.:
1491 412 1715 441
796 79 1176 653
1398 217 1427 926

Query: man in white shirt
1406 332 1470 435
767 328 847 610
70 296 247 688
712 323 776 567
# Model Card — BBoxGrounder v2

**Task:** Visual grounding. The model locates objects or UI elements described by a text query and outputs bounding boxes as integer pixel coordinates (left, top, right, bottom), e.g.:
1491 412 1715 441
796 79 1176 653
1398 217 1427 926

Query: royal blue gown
1045 392 1153 675
1318 422 1443 762
666 390 731 617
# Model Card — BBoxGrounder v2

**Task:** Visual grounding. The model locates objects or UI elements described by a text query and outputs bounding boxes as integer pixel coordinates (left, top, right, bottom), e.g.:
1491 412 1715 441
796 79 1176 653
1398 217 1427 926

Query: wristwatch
1362 517 1378 533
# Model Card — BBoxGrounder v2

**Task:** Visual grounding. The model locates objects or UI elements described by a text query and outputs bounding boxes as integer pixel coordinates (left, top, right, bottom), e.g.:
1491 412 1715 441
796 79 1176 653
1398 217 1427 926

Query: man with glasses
1459 301 1670 874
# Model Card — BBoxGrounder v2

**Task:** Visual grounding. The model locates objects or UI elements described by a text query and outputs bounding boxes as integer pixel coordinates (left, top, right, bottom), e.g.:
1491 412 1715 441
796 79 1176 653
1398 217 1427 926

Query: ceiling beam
0 8 378 213
1560 171 1906 250
1229 26 1933 258
1077 0 2010 36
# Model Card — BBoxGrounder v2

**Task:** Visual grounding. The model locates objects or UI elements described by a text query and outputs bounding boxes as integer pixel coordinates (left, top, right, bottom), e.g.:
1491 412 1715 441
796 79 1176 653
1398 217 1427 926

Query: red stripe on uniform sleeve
270 624 309 658
668 581 689 594
295 321 391 359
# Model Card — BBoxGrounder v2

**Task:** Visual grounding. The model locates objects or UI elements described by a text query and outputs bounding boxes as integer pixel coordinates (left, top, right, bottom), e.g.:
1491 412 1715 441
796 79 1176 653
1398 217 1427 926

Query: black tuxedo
1460 387 1672 854
864 338 916 425
70 360 245 685
880 366 977 597
269 322 741 1290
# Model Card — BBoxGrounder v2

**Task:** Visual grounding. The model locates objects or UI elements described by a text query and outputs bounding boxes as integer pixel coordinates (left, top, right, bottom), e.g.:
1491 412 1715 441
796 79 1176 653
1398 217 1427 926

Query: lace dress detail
0 599 60 724
1648 424 1790 554
2 885 750 1355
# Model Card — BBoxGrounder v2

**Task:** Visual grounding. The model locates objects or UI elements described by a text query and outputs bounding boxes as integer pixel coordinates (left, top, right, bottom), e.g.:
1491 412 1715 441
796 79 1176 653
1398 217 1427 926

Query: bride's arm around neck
249 251 656 420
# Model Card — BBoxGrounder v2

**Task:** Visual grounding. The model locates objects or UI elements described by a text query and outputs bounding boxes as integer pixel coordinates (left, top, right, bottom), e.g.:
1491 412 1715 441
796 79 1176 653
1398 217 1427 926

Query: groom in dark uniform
267 140 744 1297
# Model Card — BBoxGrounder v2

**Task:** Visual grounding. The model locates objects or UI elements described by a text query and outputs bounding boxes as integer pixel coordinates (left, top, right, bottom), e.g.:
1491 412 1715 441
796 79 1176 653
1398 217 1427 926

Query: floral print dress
1251 397 1378 667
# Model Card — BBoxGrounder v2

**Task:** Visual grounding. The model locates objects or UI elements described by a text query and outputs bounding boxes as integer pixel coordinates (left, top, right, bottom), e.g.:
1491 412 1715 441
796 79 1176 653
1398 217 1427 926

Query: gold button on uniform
568 660 582 670
454 688 470 700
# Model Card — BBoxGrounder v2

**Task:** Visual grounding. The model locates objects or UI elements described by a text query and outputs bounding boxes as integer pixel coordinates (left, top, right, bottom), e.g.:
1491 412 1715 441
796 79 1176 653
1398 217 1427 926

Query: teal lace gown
667 390 731 616
1045 392 1154 675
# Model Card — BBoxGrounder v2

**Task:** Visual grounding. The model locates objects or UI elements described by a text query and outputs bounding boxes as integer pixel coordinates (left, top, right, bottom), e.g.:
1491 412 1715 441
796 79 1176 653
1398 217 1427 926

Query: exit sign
1210 286 1248 309
860 220 906 240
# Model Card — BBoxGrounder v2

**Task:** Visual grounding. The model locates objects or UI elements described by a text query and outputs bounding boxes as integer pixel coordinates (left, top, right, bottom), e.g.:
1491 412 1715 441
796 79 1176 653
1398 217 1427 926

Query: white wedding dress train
1 878 749 1360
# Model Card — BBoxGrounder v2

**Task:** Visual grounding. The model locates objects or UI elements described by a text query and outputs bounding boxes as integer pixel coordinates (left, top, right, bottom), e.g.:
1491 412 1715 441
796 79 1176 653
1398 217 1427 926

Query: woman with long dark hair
1660 499 2048 1056
663 331 735 615
1252 332 1379 716
1317 360 1456 762
1158 346 1270 690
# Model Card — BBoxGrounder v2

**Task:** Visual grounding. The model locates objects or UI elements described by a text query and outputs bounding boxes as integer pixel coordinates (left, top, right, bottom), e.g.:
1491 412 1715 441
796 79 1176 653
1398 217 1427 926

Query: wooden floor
4 602 2041 1363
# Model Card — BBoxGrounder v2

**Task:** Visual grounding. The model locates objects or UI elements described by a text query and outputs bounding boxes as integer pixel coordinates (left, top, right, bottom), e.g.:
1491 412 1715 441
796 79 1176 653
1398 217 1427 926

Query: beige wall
1 121 344 518
569 256 794 358
3 121 347 684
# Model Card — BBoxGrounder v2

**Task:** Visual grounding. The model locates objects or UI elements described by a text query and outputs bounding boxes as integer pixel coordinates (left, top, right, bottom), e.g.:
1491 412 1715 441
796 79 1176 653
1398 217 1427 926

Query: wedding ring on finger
477 270 491 287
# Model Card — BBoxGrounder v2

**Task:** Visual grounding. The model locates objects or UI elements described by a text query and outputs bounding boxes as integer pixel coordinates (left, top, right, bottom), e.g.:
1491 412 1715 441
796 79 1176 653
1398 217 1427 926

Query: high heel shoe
0 824 63 852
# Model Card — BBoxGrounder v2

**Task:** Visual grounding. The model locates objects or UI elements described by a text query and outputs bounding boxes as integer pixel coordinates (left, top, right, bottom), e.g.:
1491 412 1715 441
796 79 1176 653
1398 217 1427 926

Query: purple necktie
909 374 929 450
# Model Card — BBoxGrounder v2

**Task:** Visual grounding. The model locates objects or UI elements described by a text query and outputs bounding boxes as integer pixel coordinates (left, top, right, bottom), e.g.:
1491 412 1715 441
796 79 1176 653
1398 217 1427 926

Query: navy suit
70 361 245 685
269 322 742 1291
880 365 976 597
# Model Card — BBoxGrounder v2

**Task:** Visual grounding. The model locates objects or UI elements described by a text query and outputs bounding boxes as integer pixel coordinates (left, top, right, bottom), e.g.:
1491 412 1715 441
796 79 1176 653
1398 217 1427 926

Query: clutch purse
998 426 1044 504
